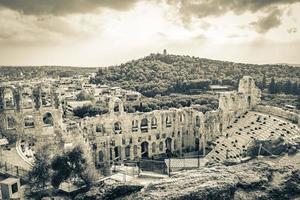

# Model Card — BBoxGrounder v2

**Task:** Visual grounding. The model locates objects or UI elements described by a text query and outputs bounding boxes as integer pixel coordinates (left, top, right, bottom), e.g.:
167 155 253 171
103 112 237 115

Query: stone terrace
206 111 300 163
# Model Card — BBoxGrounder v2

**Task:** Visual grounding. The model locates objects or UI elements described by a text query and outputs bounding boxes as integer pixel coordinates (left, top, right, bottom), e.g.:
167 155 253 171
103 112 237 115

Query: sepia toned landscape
0 0 300 200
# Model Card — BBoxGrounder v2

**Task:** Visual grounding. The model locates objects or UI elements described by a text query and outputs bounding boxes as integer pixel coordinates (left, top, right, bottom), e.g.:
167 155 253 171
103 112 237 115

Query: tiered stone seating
206 111 300 164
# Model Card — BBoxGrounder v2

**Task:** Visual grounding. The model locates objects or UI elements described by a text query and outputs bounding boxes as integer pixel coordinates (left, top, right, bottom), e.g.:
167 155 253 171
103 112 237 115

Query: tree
269 77 277 94
51 145 96 188
297 96 300 110
262 74 267 90
27 146 51 191
291 82 298 95
76 90 93 101
283 80 292 94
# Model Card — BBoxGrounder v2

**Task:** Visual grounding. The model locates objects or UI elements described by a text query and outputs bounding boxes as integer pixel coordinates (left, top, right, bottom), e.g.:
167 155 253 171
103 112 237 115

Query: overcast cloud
0 0 299 66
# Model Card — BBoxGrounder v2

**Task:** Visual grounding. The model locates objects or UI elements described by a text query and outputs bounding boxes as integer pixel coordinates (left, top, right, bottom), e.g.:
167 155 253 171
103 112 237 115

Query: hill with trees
90 53 300 97
0 66 97 82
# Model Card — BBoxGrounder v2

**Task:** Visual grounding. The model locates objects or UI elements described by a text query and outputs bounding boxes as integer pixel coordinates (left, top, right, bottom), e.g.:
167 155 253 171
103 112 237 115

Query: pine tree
269 77 277 94
291 82 298 95
297 96 300 110
262 74 267 90
283 80 292 94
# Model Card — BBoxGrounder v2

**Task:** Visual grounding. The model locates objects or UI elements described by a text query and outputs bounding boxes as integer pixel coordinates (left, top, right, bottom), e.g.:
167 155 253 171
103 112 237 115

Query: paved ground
1 148 31 170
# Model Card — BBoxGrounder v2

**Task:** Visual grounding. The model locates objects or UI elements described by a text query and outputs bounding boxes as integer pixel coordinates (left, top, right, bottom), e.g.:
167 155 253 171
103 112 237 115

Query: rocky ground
69 152 300 200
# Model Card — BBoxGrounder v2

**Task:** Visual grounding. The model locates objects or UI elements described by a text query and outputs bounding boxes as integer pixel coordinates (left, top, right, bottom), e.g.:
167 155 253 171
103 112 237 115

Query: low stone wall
254 105 300 128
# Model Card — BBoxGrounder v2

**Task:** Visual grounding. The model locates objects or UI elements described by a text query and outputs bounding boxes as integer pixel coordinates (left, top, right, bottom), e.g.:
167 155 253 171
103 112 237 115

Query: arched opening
247 96 251 107
196 116 200 127
125 146 131 158
166 116 172 128
151 117 157 129
159 141 164 152
96 124 103 133
114 100 121 112
43 112 53 126
141 141 149 158
166 116 172 127
41 88 52 107
141 118 148 133
179 113 185 123
4 88 14 108
132 120 138 132
114 146 120 160
99 150 104 162
22 88 32 108
195 138 200 151
152 142 156 153
109 148 113 160
114 122 122 134
24 115 35 128
7 116 16 129
165 137 172 153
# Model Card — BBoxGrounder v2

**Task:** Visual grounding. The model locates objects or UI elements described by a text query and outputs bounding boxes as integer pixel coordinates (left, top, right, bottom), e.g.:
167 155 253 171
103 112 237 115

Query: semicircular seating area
205 111 300 164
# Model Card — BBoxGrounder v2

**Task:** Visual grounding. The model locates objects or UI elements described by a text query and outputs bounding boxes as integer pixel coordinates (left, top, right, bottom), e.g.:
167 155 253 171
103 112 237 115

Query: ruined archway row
80 106 223 163
0 83 60 111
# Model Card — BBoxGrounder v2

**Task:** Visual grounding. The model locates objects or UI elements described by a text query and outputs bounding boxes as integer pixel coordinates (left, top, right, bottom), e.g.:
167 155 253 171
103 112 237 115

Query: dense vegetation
90 53 300 97
268 77 300 95
124 94 219 113
27 145 98 199
0 66 96 82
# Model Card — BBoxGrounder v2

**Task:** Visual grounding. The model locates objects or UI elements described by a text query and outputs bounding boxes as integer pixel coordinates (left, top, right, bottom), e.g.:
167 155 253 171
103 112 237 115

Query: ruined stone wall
76 96 220 163
0 83 63 148
218 76 262 132
75 95 228 163
254 105 300 127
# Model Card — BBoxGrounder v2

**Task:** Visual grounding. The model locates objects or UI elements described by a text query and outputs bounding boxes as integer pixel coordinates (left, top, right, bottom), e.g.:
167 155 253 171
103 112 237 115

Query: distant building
163 49 167 55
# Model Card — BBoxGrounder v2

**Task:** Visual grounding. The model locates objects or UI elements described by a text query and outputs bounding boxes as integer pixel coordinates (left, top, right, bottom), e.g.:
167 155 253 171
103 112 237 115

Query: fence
97 153 206 177
165 154 206 173
0 160 28 178
139 159 168 175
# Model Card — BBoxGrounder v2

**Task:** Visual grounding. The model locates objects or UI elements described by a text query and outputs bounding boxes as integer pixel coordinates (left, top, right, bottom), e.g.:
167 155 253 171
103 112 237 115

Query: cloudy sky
0 0 299 67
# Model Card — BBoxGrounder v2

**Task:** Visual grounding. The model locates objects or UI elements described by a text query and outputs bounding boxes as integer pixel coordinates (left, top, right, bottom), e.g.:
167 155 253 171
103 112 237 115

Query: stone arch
152 142 156 153
43 112 53 126
114 121 122 134
165 137 172 153
114 146 121 160
179 113 185 123
24 115 35 128
96 124 104 133
112 98 124 113
151 117 157 129
196 116 201 127
22 87 33 108
247 96 251 107
141 141 149 158
98 150 104 162
7 116 16 129
159 141 164 152
132 119 138 131
4 87 15 108
125 145 131 158
41 87 52 107
166 115 172 128
141 118 148 133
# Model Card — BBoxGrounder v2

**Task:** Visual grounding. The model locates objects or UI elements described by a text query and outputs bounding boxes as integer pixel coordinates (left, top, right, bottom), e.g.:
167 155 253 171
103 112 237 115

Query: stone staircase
206 111 300 164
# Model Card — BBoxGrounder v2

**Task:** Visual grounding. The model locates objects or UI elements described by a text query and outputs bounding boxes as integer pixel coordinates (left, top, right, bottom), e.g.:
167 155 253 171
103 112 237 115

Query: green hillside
91 53 300 97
